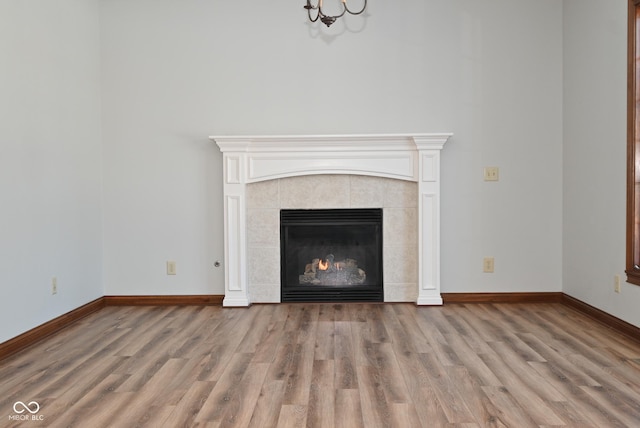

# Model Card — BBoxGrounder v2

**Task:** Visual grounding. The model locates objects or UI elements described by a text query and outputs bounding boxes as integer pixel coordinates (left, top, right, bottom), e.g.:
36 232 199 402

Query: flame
318 259 329 271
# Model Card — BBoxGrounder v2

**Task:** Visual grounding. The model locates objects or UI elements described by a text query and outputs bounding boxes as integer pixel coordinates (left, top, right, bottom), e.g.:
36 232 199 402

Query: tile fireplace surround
210 134 452 307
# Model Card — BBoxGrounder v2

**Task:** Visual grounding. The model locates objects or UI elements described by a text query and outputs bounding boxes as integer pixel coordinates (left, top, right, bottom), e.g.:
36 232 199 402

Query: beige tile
383 244 418 284
383 179 417 208
279 175 350 208
247 180 279 209
383 207 418 247
244 174 421 303
249 283 281 303
248 246 280 286
384 283 418 302
247 209 279 245
349 175 385 208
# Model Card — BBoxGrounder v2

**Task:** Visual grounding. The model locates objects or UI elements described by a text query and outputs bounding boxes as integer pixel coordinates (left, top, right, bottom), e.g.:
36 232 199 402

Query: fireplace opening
280 208 383 302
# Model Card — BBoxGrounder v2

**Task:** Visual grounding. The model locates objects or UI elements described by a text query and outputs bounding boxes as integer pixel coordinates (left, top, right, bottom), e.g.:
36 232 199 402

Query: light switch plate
483 257 494 273
167 261 177 275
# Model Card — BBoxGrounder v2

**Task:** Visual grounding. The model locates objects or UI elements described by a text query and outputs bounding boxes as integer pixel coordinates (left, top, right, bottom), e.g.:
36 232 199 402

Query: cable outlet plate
484 167 499 181
167 261 177 275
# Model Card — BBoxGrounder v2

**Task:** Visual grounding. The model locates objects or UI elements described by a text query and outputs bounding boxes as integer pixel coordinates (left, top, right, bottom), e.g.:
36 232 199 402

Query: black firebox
280 208 383 302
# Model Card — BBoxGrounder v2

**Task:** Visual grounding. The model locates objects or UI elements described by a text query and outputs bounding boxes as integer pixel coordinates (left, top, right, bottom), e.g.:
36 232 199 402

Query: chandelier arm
343 0 367 15
319 0 348 19
332 5 347 19
303 0 365 27
318 3 345 27
304 0 321 22
307 8 321 22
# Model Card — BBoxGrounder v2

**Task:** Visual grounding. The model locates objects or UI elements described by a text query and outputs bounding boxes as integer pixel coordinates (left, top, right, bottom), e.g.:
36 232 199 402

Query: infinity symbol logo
13 401 40 414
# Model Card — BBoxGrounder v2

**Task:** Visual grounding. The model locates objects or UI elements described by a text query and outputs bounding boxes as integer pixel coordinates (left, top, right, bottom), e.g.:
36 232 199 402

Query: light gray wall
563 0 640 326
100 0 564 298
0 0 103 343
7 0 638 343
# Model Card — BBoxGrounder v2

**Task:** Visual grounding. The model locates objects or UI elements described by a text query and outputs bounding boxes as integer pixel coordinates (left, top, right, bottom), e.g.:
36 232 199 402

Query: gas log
300 254 366 286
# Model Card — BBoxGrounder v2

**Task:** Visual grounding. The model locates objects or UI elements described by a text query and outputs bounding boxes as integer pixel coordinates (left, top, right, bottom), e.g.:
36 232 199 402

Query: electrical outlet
167 261 177 275
483 257 495 273
484 167 499 181
614 274 621 293
51 277 57 295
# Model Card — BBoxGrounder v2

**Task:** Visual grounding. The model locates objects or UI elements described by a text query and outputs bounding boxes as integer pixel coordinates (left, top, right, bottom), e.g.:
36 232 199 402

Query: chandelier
303 0 367 27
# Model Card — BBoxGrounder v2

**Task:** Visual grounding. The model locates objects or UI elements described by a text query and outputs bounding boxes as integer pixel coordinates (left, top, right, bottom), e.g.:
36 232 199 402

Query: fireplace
280 208 383 302
210 133 451 307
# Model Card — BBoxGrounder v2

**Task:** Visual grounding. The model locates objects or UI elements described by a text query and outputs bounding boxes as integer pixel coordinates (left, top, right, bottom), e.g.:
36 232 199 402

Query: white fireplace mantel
210 133 452 307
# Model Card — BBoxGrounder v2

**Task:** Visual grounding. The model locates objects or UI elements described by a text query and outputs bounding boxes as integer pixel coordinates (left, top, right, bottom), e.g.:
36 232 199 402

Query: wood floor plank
282 337 315 406
110 357 187 426
334 320 358 389
367 342 411 403
64 390 137 428
452 304 505 344
545 399 601 428
446 365 508 428
218 362 270 427
480 385 539 428
580 384 640 428
478 346 565 426
608 361 640 397
516 332 601 387
247 379 285 428
313 321 335 361
306 359 335 428
488 339 565 402
569 353 640 425
390 345 449 427
192 352 254 424
414 308 462 367
159 380 216 428
411 384 452 427
362 304 390 343
235 305 277 354
275 404 307 428
137 404 175 427
356 364 393 428
265 327 315 406
37 355 129 421
197 309 260 382
2 302 640 427
251 315 287 364
111 307 177 357
0 325 130 406
334 388 364 428
441 331 502 388
391 304 434 353
170 307 226 359
418 352 477 424
388 402 423 427
46 373 132 428
527 360 628 427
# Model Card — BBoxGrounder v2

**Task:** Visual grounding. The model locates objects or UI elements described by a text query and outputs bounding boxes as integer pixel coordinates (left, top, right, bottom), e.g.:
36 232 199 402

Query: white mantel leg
222 154 251 306
416 146 443 305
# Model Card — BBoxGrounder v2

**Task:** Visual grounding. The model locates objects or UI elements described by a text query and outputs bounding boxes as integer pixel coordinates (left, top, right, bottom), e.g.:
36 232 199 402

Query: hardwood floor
2 302 640 427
